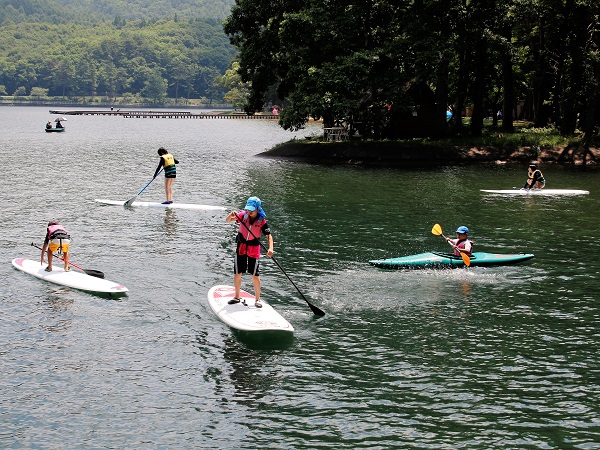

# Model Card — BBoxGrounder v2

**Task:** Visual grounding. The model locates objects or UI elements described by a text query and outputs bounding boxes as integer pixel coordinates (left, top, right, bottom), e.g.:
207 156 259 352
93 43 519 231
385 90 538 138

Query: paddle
124 168 163 206
431 224 471 267
31 243 105 278
233 215 326 317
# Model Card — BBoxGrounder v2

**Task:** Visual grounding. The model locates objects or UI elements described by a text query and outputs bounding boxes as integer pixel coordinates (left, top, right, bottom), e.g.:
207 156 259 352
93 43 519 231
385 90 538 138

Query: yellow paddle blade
459 250 471 267
431 223 443 236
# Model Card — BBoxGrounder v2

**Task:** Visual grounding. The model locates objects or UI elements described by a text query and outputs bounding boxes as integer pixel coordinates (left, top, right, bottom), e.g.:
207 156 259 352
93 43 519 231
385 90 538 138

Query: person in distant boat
446 226 473 257
522 164 546 190
55 119 63 128
41 221 71 272
153 147 179 204
225 196 274 308
46 121 52 129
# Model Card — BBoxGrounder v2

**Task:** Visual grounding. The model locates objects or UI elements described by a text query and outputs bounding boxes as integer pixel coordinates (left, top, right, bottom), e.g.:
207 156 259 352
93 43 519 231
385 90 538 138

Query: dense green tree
141 67 168 103
224 0 600 141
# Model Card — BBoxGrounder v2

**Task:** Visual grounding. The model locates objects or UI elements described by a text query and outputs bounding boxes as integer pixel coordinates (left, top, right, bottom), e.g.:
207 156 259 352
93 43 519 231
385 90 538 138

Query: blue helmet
455 226 469 234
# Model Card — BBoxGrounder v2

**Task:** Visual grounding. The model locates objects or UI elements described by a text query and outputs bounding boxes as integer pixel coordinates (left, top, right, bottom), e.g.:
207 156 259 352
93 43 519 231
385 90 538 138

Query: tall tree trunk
452 45 468 135
470 38 486 136
433 56 450 137
501 25 514 132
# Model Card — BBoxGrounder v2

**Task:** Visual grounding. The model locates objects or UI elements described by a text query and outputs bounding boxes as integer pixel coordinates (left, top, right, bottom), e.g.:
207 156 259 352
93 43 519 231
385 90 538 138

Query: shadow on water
231 329 294 350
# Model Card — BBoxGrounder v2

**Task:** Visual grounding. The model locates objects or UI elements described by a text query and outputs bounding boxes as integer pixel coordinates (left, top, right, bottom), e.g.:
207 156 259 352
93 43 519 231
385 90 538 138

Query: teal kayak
369 251 534 269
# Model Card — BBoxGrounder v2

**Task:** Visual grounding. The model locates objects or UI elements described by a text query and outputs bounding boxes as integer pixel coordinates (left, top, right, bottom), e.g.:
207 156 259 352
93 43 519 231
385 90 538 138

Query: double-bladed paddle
431 224 471 267
124 168 163 206
31 243 105 278
233 215 326 317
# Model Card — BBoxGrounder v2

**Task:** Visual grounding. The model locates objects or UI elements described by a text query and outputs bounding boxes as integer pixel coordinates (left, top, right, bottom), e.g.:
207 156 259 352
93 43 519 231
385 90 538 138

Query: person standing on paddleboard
225 196 274 308
41 221 71 271
154 147 179 204
522 164 546 190
446 226 473 257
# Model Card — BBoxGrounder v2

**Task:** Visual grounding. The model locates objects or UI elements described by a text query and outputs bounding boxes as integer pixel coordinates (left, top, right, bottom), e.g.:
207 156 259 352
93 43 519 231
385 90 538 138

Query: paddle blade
83 269 105 278
308 302 326 317
124 196 137 207
431 223 443 236
460 251 471 267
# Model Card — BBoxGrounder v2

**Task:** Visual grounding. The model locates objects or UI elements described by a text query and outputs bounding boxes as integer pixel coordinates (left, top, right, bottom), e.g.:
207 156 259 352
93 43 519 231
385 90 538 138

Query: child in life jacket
41 221 71 271
446 226 473 257
154 147 179 204
225 196 274 308
523 164 546 189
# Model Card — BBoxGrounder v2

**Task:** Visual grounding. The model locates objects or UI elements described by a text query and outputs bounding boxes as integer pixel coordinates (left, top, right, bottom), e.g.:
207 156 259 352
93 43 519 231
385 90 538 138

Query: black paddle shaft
235 217 325 317
31 243 105 278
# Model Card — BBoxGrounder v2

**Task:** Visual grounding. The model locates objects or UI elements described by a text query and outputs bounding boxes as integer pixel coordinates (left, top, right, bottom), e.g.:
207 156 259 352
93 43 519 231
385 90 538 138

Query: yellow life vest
161 153 175 167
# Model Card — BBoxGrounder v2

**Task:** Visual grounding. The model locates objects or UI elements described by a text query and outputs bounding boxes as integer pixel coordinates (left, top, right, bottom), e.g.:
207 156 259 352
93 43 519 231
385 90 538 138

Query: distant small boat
45 127 65 132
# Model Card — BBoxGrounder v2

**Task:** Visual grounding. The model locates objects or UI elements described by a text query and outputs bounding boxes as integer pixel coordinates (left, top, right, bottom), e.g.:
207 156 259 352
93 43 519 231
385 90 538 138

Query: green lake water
1 106 598 448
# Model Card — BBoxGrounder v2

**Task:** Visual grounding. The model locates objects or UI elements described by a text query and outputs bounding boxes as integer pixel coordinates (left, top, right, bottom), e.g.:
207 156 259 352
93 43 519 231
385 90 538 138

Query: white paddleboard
95 199 226 210
12 258 128 296
207 285 294 333
481 189 589 196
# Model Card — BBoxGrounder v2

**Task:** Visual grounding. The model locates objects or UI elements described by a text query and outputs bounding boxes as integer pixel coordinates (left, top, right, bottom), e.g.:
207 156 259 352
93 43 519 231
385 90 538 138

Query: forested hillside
0 0 237 102
0 0 234 24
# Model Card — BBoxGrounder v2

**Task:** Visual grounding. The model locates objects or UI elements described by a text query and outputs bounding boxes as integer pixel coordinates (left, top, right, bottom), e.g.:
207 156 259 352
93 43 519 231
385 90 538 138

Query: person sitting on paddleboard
446 226 473 257
225 196 274 308
154 147 179 204
522 164 546 190
41 221 71 272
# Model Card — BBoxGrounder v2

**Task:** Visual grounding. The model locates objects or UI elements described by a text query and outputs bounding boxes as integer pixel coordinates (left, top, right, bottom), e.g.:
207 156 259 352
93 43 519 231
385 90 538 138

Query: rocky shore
258 140 599 168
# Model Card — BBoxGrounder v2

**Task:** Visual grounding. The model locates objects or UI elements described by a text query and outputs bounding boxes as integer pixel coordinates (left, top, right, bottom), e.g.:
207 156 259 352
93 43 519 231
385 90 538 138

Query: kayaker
522 164 546 190
46 121 52 129
153 147 179 204
225 196 274 308
446 226 473 257
41 221 71 272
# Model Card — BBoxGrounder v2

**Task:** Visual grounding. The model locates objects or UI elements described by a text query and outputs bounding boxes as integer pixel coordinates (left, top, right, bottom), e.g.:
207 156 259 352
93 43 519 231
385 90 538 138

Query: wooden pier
49 110 279 119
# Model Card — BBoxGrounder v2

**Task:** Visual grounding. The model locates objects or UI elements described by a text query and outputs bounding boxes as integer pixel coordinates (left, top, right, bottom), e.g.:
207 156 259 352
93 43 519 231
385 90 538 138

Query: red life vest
236 212 266 258
452 238 473 256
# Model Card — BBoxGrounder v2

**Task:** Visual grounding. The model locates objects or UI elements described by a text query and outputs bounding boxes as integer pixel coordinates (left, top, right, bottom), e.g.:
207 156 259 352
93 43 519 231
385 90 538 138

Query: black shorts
234 254 260 275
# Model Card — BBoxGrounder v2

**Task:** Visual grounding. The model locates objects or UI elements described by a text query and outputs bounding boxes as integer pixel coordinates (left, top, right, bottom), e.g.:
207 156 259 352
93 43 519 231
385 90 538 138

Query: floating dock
49 110 279 119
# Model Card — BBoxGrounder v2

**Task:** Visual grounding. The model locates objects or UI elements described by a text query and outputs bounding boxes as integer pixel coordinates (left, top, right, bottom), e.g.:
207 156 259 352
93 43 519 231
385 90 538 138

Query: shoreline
258 140 600 169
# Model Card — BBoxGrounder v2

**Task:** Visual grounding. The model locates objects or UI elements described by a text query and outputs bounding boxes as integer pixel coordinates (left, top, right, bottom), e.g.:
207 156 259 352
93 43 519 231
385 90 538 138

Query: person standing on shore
154 147 179 204
523 164 546 190
225 196 274 308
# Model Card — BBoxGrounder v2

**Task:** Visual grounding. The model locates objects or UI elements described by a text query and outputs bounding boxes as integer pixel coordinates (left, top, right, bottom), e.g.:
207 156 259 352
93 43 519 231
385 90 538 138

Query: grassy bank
262 121 599 168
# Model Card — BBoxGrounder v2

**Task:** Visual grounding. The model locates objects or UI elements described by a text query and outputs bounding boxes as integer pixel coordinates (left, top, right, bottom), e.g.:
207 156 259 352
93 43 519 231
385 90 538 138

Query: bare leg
165 178 174 202
63 251 69 270
47 248 53 270
251 275 261 301
233 273 242 298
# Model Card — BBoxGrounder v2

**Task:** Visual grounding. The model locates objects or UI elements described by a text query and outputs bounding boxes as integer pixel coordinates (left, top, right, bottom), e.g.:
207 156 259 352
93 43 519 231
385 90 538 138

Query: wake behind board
12 258 128 296
95 199 226 210
207 285 294 333
481 189 589 196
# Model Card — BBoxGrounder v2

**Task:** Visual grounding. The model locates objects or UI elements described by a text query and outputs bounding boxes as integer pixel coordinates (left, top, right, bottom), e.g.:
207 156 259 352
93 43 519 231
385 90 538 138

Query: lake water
1 106 598 449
